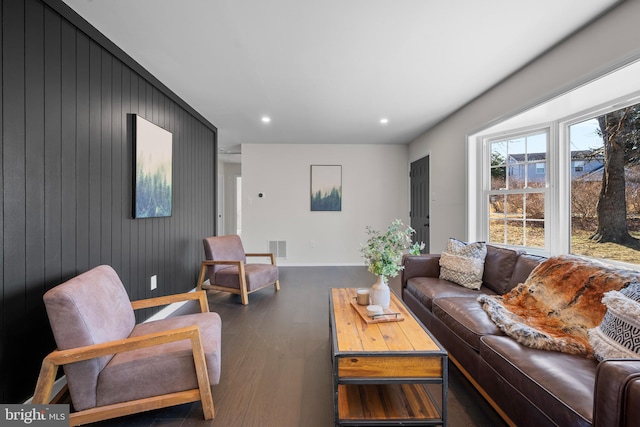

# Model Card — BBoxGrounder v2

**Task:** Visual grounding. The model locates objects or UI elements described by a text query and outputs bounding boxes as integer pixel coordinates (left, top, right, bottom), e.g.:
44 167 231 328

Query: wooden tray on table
350 301 405 324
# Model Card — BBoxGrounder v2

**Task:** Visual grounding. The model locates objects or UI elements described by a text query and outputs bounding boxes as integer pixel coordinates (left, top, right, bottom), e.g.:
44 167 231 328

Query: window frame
482 127 552 253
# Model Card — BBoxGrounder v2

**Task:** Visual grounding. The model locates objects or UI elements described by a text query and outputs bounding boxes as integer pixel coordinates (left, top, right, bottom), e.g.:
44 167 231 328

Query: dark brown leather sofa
401 245 640 427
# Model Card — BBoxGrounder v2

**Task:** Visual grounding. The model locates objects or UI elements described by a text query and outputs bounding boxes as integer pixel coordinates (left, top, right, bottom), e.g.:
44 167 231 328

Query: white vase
370 275 390 308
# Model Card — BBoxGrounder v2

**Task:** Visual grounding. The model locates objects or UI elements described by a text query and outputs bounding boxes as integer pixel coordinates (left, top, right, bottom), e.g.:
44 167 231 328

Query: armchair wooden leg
274 280 281 291
196 263 207 292
190 330 215 420
33 358 59 404
240 286 249 305
238 263 249 305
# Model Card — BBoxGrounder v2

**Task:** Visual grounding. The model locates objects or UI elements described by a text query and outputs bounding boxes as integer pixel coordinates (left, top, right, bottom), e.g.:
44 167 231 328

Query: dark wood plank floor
87 266 507 427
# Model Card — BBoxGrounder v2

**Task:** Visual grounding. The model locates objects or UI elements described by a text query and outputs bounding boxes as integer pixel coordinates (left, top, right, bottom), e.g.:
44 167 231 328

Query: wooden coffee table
330 288 448 426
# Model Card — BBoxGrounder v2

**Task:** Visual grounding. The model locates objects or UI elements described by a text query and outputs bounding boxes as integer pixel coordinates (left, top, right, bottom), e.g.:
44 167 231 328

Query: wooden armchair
33 265 222 426
197 235 280 305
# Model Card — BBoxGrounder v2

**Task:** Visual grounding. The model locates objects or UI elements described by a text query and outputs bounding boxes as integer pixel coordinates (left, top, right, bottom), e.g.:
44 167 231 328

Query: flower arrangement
360 219 425 278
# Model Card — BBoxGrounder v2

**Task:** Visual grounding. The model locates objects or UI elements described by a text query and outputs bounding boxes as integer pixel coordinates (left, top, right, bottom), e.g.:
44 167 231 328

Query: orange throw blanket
478 255 638 357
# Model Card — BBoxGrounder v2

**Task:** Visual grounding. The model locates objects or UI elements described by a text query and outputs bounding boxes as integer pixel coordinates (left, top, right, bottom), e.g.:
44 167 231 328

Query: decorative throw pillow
589 281 640 361
439 238 487 290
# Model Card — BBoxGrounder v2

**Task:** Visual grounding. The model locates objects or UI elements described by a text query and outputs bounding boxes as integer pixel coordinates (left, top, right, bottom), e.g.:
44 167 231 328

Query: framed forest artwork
310 165 342 211
133 115 173 218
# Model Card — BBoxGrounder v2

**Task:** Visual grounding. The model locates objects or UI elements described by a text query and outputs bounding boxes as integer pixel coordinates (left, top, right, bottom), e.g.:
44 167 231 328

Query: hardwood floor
87 266 507 427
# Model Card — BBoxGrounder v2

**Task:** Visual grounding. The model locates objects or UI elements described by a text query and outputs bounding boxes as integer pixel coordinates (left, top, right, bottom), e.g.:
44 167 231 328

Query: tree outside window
569 104 640 263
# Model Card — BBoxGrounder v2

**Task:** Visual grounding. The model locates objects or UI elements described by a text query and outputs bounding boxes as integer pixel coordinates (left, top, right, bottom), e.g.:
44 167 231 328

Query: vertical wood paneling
0 0 4 402
24 0 45 311
76 32 90 272
100 49 112 266
129 74 140 302
88 41 101 268
60 18 77 281
0 0 217 402
111 59 122 275
2 0 27 403
120 67 131 292
44 6 62 288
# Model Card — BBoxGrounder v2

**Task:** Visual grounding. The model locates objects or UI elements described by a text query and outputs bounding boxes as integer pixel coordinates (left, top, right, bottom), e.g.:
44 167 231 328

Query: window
487 131 548 249
470 60 640 267
573 161 584 172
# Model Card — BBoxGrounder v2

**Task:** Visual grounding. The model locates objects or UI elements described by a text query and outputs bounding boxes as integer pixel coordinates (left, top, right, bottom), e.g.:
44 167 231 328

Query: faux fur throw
478 255 638 357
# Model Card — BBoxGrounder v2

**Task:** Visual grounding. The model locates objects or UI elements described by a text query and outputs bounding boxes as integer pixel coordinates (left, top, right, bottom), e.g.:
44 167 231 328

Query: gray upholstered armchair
197 235 280 305
33 265 222 426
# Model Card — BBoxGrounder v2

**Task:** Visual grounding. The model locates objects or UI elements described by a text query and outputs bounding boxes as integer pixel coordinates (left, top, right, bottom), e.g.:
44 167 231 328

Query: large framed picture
310 165 342 211
133 115 173 218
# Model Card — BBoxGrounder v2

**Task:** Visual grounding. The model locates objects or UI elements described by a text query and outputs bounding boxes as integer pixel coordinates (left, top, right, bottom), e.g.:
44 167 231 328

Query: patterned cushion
589 282 640 361
439 238 487 290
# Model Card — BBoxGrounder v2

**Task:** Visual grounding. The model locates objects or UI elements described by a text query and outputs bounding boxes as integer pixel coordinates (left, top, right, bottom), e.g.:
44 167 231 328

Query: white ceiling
62 0 619 154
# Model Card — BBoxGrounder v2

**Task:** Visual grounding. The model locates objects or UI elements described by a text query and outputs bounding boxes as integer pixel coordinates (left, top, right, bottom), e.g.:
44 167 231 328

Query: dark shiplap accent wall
1 0 217 402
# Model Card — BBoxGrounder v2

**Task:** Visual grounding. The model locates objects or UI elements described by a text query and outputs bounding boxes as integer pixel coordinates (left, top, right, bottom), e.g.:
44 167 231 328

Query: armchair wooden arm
131 290 209 313
33 324 214 425
246 253 277 264
196 260 245 290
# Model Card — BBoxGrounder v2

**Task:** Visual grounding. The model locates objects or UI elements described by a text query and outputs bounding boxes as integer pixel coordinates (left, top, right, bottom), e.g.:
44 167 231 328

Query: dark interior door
410 156 430 253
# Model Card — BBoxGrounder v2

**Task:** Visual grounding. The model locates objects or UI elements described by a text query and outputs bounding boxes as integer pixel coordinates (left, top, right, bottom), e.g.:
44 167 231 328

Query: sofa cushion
406 277 497 311
432 297 503 351
480 335 597 426
589 282 640 361
481 245 521 294
439 238 487 290
508 253 546 291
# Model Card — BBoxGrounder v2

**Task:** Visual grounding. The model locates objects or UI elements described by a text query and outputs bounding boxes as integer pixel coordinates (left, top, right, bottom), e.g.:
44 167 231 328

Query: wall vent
268 240 287 259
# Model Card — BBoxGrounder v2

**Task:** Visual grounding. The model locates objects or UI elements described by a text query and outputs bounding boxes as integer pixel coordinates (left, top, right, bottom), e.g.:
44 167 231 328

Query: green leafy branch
359 219 424 278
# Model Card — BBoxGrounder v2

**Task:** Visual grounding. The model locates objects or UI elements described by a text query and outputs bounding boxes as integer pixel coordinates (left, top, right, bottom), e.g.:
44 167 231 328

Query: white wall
409 0 640 253
241 143 410 265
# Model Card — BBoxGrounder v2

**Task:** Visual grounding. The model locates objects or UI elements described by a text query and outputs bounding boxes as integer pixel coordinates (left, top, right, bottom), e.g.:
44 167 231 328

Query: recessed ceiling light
380 118 389 125
262 116 271 123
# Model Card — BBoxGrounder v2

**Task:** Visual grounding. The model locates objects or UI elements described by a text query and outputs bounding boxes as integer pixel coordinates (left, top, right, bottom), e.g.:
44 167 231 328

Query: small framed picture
310 165 342 211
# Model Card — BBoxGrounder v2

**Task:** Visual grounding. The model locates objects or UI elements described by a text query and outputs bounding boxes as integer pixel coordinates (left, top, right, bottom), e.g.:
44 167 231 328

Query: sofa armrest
401 254 441 290
593 359 640 427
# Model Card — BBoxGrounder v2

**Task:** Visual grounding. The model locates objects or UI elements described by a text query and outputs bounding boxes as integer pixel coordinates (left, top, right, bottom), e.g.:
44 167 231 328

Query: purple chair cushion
215 264 279 291
96 312 222 407
43 265 136 411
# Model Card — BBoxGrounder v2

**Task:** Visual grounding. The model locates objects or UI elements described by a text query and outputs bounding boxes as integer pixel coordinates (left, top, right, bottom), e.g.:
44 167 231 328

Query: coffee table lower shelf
337 383 442 425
